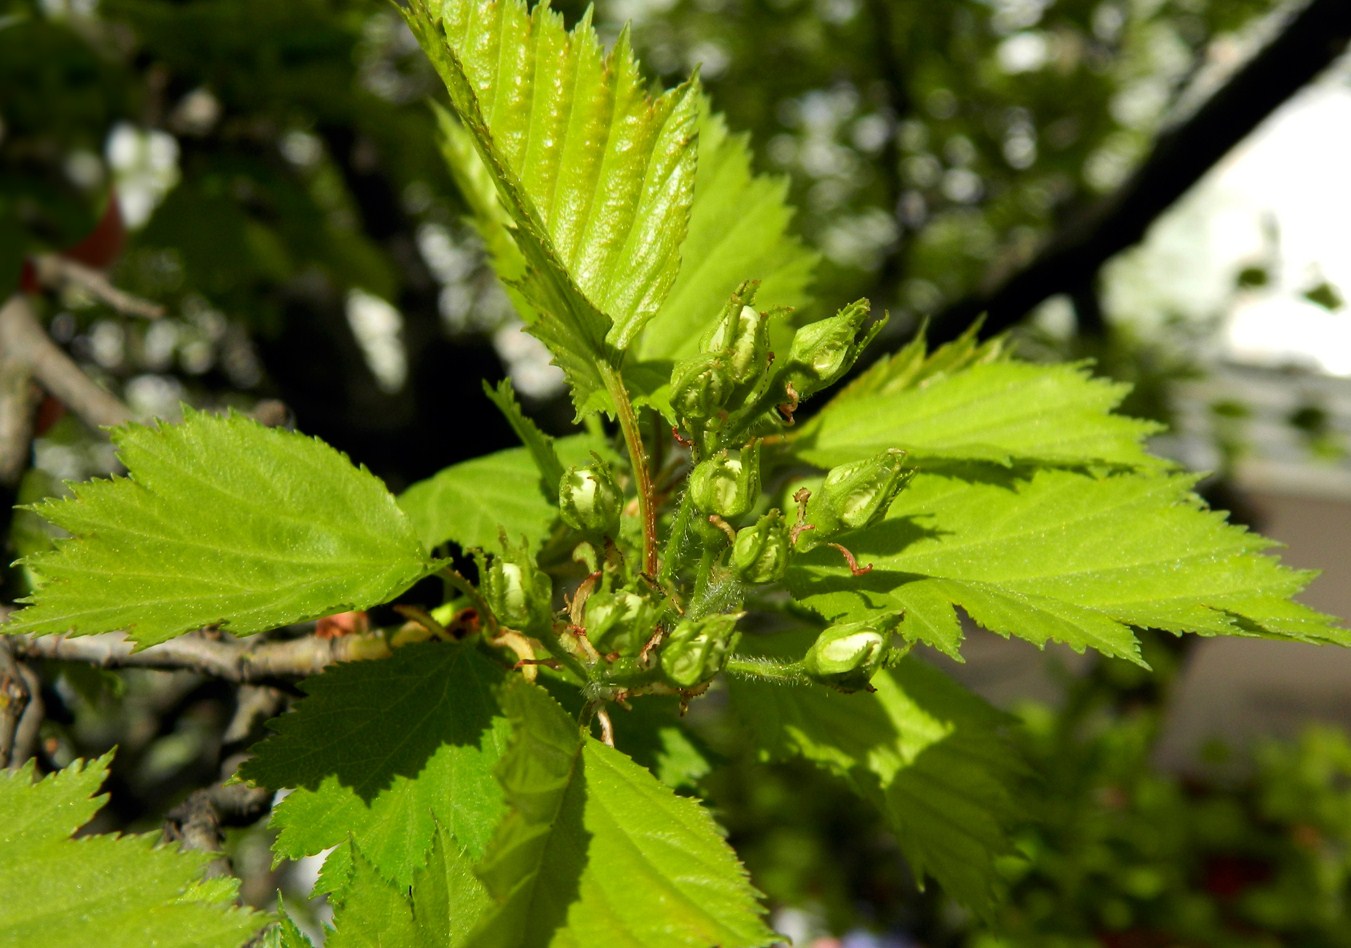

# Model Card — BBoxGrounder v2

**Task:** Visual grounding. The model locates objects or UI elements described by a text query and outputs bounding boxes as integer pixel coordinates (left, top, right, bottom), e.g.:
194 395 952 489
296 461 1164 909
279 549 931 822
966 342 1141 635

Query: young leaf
789 467 1348 662
791 337 1163 470
0 753 264 947
242 643 511 893
728 657 1025 914
398 433 608 555
482 378 566 491
406 0 700 412
469 679 777 947
2 410 439 648
635 104 818 366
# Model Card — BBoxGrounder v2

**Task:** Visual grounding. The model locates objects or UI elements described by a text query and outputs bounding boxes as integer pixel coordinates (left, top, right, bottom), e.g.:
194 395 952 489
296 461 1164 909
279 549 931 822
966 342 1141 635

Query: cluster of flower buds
801 614 901 692
798 448 913 550
660 612 742 688
558 461 623 540
479 539 554 638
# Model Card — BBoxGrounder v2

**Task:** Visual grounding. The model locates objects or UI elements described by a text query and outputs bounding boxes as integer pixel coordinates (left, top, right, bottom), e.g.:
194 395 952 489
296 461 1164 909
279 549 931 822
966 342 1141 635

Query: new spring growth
583 588 661 655
802 614 901 692
690 440 762 520
784 299 885 399
479 541 554 637
800 448 913 549
732 509 791 584
660 612 742 688
670 351 733 425
702 285 770 399
559 461 623 539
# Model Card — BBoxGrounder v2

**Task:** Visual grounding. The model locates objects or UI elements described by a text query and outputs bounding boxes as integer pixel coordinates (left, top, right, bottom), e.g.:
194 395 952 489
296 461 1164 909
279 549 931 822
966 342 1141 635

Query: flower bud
802 616 898 692
689 441 762 520
558 463 623 538
784 300 884 398
670 351 733 424
704 303 770 392
732 510 791 584
660 613 741 688
804 448 912 543
583 588 660 654
481 545 553 637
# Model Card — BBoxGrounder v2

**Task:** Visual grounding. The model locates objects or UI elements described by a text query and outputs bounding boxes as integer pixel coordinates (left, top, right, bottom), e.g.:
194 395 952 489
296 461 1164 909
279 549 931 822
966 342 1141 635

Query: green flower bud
689 441 762 520
732 510 791 584
559 463 623 538
784 300 885 398
583 588 660 654
802 616 898 692
660 613 742 688
481 546 553 637
804 448 912 543
704 303 770 391
670 351 733 423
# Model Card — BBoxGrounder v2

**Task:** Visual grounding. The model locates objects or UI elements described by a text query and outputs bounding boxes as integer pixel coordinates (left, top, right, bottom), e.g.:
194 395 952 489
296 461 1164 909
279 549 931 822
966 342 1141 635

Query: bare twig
0 295 133 430
6 627 394 683
0 639 42 769
30 255 165 320
930 0 1351 341
0 351 37 488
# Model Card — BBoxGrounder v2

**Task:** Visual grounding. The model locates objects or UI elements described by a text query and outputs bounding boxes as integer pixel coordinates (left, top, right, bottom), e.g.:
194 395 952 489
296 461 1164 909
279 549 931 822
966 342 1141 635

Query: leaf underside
729 654 1025 915
2 409 438 648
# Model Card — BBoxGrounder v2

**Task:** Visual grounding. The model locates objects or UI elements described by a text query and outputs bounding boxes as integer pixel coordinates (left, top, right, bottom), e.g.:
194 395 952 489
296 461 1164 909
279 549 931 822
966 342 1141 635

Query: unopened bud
481 545 553 637
559 463 623 538
583 588 659 654
689 441 762 520
802 616 898 691
732 510 791 584
670 352 733 424
784 300 884 398
803 448 912 544
660 613 741 688
704 302 770 392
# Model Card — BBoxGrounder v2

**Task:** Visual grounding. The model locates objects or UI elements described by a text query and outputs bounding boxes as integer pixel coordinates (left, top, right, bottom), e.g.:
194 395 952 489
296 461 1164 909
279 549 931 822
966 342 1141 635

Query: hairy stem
600 363 657 577
723 655 812 686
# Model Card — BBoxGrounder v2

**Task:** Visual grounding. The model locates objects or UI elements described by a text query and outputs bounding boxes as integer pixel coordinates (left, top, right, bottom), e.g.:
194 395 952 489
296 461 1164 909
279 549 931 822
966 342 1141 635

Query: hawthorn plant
2 0 1347 944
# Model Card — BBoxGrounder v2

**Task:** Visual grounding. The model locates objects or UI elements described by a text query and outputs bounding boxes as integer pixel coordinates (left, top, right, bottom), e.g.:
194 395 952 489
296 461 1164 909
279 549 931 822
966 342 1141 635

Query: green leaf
728 655 1025 914
398 433 607 555
483 378 566 491
636 103 817 366
2 410 439 648
0 753 264 947
791 333 1163 470
789 467 1348 662
469 679 776 947
259 899 315 948
242 643 512 893
329 826 491 948
408 0 700 412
